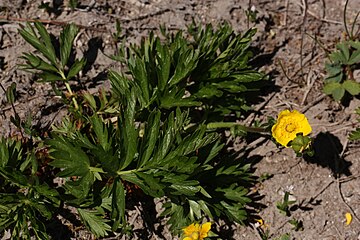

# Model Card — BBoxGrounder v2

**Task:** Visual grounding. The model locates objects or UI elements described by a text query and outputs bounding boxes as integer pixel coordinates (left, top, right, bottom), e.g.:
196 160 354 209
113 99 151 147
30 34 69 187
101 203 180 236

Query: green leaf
29 201 52 220
119 90 137 170
34 22 57 64
67 58 86 80
33 184 60 204
336 42 350 63
109 70 131 97
138 110 161 168
89 115 111 152
129 57 150 104
38 72 64 82
156 41 171 91
60 24 79 68
220 201 247 222
47 135 90 177
5 82 16 105
188 200 201 221
19 22 57 66
65 172 94 199
77 208 111 237
120 172 164 197
21 53 59 72
343 80 360 96
332 86 345 101
348 49 360 64
0 167 29 186
110 179 125 224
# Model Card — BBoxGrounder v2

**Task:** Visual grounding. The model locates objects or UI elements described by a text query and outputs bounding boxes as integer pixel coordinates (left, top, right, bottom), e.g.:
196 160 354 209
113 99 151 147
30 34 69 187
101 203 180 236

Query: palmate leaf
19 22 57 66
47 135 90 177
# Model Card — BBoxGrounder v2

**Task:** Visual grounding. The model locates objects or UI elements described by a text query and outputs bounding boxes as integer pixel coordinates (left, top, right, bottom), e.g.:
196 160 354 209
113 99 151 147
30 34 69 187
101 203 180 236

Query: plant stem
117 168 142 176
206 122 269 134
64 82 79 110
344 0 351 39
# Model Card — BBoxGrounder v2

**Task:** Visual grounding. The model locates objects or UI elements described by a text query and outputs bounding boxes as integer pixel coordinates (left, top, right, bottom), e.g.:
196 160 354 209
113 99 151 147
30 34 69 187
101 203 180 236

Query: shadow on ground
303 132 352 177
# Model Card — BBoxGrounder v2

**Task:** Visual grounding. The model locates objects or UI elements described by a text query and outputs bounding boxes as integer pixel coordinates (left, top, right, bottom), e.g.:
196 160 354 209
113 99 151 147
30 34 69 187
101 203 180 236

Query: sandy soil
0 0 360 239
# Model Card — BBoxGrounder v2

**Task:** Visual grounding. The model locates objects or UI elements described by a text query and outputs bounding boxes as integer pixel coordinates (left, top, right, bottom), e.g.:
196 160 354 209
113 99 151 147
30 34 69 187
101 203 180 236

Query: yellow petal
199 222 211 239
345 212 352 225
183 223 197 235
183 237 193 240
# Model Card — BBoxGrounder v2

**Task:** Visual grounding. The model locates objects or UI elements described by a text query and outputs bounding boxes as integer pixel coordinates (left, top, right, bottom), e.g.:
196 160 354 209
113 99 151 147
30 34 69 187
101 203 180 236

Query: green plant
276 192 296 217
19 22 86 110
0 21 268 239
288 218 303 231
0 138 59 239
110 22 266 124
323 40 360 101
323 0 360 102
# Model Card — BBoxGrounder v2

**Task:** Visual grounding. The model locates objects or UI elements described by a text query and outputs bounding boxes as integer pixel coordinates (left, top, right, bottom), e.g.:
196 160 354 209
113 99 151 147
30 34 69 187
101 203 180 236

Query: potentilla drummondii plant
0 21 284 239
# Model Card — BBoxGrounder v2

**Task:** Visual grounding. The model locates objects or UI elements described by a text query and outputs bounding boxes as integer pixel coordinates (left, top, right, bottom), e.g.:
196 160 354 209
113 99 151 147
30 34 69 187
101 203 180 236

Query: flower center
285 123 296 133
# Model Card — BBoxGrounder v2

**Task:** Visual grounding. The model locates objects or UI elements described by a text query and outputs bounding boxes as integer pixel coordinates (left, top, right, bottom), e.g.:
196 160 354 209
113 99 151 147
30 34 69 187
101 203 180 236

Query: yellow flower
271 109 312 147
183 222 211 240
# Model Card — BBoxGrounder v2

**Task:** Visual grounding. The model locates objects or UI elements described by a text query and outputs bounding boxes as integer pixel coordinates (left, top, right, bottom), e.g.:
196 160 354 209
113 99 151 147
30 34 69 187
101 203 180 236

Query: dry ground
0 0 360 239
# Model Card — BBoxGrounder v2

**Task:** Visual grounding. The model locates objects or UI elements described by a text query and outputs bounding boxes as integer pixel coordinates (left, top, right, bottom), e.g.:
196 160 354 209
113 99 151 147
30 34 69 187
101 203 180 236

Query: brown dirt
0 0 360 239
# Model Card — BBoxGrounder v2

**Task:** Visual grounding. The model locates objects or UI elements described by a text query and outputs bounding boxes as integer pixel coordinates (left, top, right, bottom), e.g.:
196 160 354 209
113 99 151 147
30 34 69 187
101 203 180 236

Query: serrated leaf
67 58 86 80
121 172 162 197
220 201 247 222
38 72 64 82
188 200 202 220
21 53 59 72
19 23 57 65
29 201 52 220
34 22 57 64
195 85 223 99
156 41 171 91
130 57 150 103
89 115 111 152
0 167 29 186
110 179 125 224
343 80 360 95
65 172 94 199
77 208 111 237
47 136 90 177
138 110 161 168
119 90 137 170
60 24 79 68
109 70 131 97
33 184 60 204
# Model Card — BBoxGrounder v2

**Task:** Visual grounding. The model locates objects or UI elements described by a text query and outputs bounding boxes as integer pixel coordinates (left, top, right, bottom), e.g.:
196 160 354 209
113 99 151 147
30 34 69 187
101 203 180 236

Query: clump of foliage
0 20 267 239
111 21 266 123
323 1 360 102
323 40 360 101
